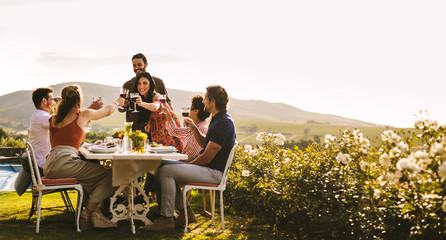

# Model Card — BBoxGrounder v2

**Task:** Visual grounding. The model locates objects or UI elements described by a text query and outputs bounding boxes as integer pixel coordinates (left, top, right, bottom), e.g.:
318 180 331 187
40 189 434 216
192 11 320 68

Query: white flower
244 145 252 152
242 170 250 177
324 134 336 144
379 153 391 168
283 157 290 164
397 141 409 152
430 142 445 156
438 161 446 178
336 153 352 165
359 148 368 154
381 130 401 143
373 189 381 199
442 200 446 213
248 149 257 156
389 147 401 158
396 158 421 172
273 133 286 145
377 173 394 186
414 150 429 161
414 119 424 129
359 138 370 148
256 132 267 142
428 119 439 130
384 173 395 183
360 161 369 170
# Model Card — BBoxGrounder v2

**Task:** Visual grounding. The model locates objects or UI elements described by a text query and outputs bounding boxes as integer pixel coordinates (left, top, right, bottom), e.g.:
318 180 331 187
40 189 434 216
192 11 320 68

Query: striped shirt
165 120 208 160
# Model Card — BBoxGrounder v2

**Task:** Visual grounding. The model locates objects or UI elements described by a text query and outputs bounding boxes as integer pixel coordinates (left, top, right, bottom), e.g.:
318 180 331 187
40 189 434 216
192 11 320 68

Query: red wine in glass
182 112 190 117
120 93 128 98
129 93 139 113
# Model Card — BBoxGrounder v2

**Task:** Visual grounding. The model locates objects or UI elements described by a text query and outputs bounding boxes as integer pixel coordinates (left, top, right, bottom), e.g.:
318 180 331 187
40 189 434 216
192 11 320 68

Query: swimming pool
0 165 22 191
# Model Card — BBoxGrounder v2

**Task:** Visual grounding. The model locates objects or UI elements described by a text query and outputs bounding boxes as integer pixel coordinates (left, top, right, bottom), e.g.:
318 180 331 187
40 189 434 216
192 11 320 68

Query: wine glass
158 94 167 104
181 107 190 117
119 88 129 111
120 88 129 99
158 94 167 114
130 92 140 113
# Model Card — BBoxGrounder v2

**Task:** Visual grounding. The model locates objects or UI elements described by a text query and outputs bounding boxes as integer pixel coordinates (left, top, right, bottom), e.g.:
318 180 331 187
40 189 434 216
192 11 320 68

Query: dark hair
32 87 53 109
134 72 155 100
132 53 147 65
191 94 210 122
133 72 156 120
206 85 229 111
54 85 82 124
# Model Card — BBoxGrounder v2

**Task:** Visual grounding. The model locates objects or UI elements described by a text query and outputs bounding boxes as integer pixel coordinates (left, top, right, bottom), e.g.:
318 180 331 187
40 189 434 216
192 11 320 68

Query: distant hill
0 81 379 132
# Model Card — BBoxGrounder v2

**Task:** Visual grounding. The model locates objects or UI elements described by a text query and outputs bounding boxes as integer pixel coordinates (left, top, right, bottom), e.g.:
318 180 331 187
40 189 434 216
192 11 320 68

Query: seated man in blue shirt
143 85 236 231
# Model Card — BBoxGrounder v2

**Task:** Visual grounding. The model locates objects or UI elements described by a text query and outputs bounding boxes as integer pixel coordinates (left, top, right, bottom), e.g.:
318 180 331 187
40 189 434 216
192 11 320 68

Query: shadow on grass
0 191 293 240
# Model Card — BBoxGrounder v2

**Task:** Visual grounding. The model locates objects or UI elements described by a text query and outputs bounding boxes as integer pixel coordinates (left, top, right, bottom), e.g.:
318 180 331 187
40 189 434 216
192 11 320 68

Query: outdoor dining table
78 146 188 234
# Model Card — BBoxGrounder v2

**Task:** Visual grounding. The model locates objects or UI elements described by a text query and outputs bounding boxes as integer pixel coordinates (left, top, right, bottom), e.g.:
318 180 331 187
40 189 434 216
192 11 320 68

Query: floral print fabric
148 103 183 152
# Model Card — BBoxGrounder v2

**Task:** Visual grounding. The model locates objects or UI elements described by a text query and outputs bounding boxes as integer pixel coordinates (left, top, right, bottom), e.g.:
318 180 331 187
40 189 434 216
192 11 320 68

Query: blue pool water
0 165 22 191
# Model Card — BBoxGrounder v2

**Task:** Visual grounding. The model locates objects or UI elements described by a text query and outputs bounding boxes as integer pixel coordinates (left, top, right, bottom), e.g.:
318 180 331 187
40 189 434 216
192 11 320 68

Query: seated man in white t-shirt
15 87 103 196
28 87 57 170
15 87 56 195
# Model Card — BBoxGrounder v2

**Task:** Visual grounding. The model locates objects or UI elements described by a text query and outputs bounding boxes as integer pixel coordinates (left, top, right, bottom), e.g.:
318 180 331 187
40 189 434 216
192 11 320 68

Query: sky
0 0 445 128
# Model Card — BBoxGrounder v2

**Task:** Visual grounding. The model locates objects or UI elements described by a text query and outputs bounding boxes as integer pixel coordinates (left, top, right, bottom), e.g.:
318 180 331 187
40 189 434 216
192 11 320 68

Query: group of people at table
25 53 236 232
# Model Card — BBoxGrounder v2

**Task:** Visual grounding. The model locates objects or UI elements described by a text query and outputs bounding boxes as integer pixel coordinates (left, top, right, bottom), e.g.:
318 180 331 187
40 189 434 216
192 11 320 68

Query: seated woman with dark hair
164 94 210 160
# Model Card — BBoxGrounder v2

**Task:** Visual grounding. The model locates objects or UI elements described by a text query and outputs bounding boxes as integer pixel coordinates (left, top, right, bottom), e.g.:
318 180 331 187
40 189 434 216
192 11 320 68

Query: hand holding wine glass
158 94 167 114
119 88 130 111
183 117 195 129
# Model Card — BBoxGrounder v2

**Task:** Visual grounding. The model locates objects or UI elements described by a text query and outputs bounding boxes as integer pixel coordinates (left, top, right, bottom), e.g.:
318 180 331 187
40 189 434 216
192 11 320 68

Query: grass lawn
0 191 288 240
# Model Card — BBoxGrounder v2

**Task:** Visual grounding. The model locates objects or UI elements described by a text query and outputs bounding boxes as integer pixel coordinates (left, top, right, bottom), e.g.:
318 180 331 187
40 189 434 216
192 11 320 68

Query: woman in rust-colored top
43 84 125 229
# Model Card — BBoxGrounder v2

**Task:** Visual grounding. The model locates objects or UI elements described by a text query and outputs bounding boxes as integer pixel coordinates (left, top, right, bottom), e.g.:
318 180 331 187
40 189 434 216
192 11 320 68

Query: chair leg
28 195 37 223
186 189 192 202
220 190 225 232
202 189 209 217
211 190 215 223
183 188 188 233
61 191 75 218
76 188 83 232
36 191 43 233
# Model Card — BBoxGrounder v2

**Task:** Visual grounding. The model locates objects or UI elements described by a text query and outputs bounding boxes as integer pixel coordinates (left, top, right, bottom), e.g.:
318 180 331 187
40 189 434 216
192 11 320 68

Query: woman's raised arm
78 97 125 128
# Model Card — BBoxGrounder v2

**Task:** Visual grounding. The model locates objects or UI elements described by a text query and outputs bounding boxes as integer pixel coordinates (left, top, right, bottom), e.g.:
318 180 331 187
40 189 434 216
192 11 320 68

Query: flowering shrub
1 136 25 148
226 114 446 239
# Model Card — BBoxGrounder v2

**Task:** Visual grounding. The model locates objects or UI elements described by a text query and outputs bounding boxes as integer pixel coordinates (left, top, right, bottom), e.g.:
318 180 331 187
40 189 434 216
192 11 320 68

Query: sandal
80 208 93 231
91 212 117 228
81 209 91 221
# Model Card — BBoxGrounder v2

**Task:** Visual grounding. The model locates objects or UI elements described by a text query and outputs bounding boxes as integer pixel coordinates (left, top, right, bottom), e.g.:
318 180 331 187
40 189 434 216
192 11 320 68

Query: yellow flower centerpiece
129 130 148 153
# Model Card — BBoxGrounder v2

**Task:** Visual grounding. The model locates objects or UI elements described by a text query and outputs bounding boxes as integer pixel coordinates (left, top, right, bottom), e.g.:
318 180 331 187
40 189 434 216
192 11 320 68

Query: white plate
90 145 117 153
148 146 177 153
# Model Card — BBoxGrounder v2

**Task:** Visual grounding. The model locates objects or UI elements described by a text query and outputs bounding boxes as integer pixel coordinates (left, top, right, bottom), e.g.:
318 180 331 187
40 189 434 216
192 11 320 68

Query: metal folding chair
24 141 84 233
182 142 237 232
